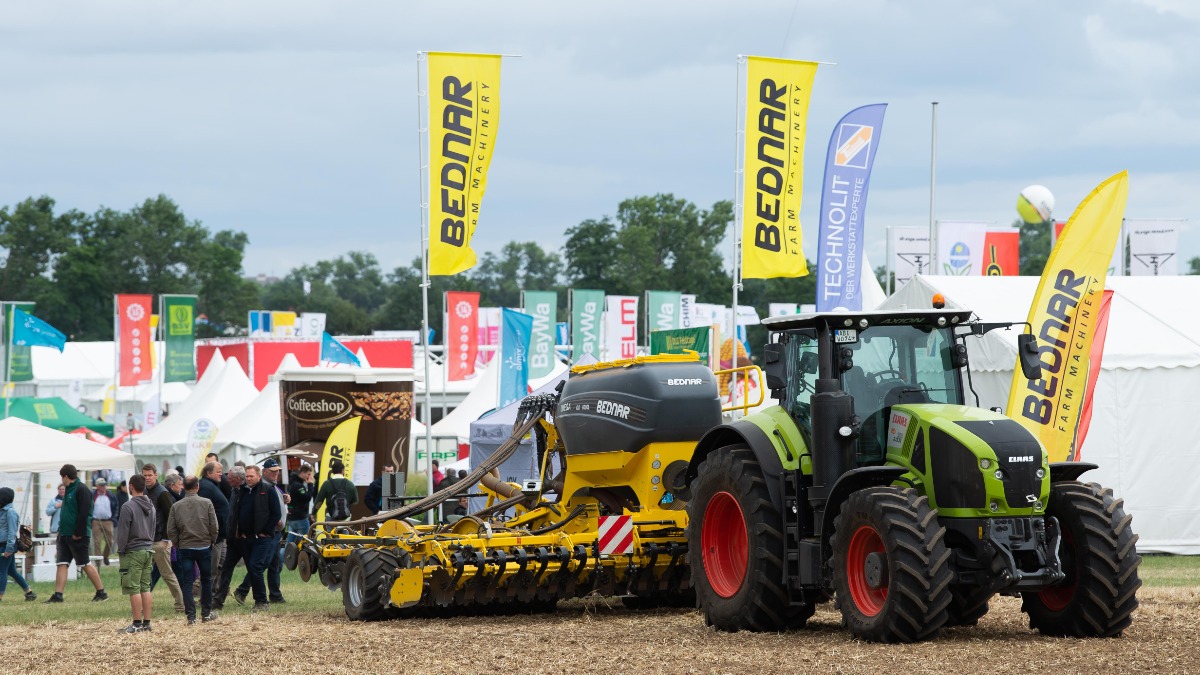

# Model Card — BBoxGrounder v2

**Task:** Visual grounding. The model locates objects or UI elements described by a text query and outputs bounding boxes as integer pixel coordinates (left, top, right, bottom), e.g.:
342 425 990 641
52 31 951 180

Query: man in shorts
44 464 108 603
117 474 156 633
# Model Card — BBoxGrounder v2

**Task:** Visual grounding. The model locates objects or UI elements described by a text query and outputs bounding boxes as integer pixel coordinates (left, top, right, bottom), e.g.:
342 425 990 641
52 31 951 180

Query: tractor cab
762 309 971 465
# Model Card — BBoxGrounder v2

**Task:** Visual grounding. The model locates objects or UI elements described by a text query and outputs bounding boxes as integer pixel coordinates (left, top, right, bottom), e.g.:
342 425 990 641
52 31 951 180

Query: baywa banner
740 56 818 279
1007 171 1128 462
428 52 502 276
650 327 710 364
3 301 35 382
521 290 557 379
570 290 604 361
646 291 681 333
163 295 197 382
816 104 886 311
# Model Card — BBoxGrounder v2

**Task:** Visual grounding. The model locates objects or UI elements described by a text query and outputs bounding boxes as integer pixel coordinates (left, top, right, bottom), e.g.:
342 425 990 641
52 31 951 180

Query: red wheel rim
846 525 887 616
1039 527 1076 611
701 491 748 598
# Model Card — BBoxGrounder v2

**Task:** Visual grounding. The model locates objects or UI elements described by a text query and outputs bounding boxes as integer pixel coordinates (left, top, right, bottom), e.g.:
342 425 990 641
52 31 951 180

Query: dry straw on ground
4 587 1196 673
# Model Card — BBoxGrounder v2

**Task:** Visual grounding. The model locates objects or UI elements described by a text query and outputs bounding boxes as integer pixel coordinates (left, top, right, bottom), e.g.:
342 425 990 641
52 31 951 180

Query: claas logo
834 124 874 169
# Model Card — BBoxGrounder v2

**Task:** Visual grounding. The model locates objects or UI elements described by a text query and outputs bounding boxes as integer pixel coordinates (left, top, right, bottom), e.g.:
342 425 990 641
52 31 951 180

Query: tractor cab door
781 329 819 447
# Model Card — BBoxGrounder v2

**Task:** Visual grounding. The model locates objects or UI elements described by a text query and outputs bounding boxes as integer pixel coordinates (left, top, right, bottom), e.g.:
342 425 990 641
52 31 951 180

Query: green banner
163 295 197 382
650 326 710 364
570 289 604 361
646 290 681 334
522 291 557 379
4 302 36 382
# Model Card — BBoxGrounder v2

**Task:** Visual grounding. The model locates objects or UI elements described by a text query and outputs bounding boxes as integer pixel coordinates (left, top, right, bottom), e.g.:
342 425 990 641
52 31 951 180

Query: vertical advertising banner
315 416 361 522
1007 171 1128 462
740 57 818 279
679 294 696 329
816 103 887 311
936 221 990 276
116 294 153 386
1058 221 1124 276
184 418 218 477
521 291 557 379
300 312 327 338
890 226 931 287
499 308 533 408
477 307 500 366
646 291 681 333
163 295 197 382
569 290 604 361
1127 219 1180 276
445 291 480 381
981 231 1020 276
3 301 36 382
428 52 503 276
604 295 639 361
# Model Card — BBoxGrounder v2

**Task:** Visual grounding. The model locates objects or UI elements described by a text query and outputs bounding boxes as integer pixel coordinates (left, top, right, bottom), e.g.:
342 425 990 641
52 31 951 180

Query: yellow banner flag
428 52 502 276
740 57 818 279
316 415 360 521
1007 171 1129 461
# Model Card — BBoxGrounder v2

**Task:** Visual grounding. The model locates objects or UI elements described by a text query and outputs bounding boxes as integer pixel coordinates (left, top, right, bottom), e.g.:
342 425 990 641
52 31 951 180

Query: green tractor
684 309 1140 642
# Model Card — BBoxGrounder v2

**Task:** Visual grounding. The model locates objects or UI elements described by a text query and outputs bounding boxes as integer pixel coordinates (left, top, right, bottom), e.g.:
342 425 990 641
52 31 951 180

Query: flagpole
928 101 938 275
3 304 11 420
885 226 893 295
417 52 436 524
731 55 745 347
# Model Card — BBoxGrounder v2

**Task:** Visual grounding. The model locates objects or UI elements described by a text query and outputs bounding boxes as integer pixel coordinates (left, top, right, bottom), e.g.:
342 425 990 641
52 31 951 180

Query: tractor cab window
783 330 819 439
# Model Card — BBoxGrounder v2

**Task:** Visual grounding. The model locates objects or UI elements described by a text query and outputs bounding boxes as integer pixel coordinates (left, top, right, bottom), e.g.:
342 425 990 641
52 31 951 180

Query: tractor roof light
951 315 960 324
932 293 946 309
937 316 947 327
843 318 853 327
858 318 869 329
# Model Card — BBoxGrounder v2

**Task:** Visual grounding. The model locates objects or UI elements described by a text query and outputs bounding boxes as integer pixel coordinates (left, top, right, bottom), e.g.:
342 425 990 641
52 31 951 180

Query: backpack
327 481 351 521
16 524 32 553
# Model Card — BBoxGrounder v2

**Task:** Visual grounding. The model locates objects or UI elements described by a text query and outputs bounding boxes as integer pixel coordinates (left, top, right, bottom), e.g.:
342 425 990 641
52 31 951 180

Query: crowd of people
31 453 360 634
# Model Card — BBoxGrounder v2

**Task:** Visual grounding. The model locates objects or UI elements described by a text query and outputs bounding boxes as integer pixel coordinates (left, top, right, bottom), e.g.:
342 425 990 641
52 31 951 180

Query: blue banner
499 308 533 408
815 103 887 311
11 308 66 352
321 332 360 366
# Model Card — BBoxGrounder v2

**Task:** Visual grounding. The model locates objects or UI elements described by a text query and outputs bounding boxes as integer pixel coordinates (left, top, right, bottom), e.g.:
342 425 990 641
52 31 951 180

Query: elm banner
603 295 638 361
740 56 818 279
570 290 604 361
162 295 197 382
428 52 502 276
815 104 886 311
521 291 557 379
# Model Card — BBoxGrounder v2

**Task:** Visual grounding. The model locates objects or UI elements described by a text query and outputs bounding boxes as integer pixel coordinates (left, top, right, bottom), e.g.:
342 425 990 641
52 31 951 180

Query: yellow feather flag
1007 171 1129 461
315 415 360 522
428 52 502 276
741 57 818 279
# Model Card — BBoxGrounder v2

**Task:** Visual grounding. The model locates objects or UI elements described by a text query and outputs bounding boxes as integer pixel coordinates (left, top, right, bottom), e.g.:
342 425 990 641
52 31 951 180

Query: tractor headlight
979 458 991 470
1035 469 1045 480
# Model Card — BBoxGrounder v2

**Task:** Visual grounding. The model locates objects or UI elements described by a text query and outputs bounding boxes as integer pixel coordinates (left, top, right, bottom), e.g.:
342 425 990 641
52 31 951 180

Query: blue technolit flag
11 308 66 352
815 103 887 312
321 332 361 366
498 308 534 409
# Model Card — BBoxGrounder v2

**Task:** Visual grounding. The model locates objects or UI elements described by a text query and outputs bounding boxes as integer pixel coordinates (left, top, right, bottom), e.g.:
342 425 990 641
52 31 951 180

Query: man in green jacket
314 458 358 521
45 464 108 603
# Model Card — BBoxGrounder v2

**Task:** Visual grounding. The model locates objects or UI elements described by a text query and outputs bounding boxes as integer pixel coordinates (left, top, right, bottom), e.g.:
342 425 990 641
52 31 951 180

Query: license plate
834 329 857 343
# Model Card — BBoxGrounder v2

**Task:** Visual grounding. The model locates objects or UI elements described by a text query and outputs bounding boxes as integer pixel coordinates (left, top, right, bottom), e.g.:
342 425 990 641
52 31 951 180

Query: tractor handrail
715 364 765 415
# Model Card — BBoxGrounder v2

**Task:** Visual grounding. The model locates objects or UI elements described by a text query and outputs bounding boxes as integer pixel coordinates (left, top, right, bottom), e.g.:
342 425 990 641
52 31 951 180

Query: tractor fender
1049 461 1098 483
819 466 908 561
681 421 786 509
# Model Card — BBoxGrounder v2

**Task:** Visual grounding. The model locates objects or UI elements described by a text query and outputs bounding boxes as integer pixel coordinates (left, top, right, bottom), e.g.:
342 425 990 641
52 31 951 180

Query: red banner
1075 290 1114 460
117 294 153 386
445 291 480 381
981 231 1019 276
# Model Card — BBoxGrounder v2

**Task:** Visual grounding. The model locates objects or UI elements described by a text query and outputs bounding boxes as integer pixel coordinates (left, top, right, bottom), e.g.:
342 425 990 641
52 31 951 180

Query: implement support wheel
342 548 401 621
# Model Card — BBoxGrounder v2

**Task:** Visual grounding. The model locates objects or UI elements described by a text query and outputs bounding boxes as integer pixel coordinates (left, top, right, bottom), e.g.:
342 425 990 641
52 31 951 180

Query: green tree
0 196 81 304
194 230 260 337
1019 218 1053 276
563 218 618 290
1188 256 1200 275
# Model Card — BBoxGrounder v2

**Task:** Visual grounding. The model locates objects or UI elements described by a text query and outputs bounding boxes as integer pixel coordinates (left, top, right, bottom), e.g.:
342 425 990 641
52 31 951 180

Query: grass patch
0 562 343 626
1138 553 1200 588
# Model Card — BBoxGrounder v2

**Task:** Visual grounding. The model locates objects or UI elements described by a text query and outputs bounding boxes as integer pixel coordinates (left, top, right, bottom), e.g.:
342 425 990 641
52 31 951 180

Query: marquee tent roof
3 397 114 436
210 379 281 457
83 381 193 406
0 417 135 472
132 355 257 457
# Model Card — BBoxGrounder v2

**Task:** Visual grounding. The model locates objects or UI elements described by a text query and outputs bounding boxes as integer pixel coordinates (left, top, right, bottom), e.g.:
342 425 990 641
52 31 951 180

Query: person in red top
431 460 444 487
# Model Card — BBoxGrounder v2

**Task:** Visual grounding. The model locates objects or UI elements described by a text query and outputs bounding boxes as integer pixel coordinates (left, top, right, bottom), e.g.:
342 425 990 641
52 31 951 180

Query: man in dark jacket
45 464 108 603
363 464 393 515
142 465 184 613
286 464 316 542
199 461 229 592
212 465 248 610
227 465 280 610
167 476 219 624
205 452 233 500
116 474 155 633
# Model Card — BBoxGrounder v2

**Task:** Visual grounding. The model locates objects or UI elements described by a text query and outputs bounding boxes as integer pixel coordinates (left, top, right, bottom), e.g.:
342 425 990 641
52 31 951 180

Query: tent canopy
210 380 281 460
0 417 135 472
4 397 114 436
133 356 257 458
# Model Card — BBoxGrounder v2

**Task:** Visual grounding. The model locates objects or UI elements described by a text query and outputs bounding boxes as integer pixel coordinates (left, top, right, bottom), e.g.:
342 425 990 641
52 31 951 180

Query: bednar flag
316 416 360 522
982 231 1020 276
740 57 818 279
428 52 503 276
1006 171 1129 462
116 294 153 386
1075 290 1114 460
445 291 479 381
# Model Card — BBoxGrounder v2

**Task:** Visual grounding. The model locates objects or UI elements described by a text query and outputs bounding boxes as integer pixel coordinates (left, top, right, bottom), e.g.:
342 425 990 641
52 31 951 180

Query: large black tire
1022 481 1141 637
945 585 993 627
831 487 953 643
687 445 808 631
342 548 400 621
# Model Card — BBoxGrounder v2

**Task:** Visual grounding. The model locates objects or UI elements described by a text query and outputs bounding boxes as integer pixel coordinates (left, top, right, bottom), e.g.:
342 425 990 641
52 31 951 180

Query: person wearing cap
91 477 117 566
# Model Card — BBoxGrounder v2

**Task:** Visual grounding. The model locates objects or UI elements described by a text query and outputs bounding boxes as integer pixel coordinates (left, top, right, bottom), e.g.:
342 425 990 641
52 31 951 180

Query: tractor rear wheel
687 444 799 631
1021 482 1141 637
342 548 401 621
831 487 953 643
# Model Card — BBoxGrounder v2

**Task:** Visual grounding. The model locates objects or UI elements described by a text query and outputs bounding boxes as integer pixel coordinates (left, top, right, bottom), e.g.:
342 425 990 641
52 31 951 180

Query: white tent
132 356 257 460
170 349 226 416
0 418 135 472
882 274 1200 553
209 380 281 464
428 358 569 442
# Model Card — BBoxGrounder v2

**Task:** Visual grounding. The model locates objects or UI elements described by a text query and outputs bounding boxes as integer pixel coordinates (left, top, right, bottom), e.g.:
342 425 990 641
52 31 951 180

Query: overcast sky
2 0 1196 279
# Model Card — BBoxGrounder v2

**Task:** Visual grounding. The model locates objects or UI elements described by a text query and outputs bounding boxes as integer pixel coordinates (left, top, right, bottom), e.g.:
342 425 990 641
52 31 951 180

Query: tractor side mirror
1017 333 1043 380
799 351 819 375
763 342 786 390
951 343 969 369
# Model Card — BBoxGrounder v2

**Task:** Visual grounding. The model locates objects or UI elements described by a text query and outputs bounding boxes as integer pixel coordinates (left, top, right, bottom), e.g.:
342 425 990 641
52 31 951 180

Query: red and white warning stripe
597 515 634 556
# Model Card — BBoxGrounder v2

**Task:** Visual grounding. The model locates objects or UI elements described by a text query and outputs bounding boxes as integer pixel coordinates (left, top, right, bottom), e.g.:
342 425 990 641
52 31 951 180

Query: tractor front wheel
342 548 401 621
831 487 953 643
1021 482 1141 637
